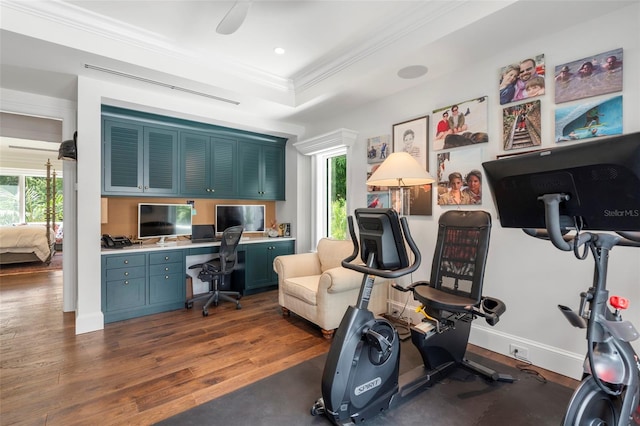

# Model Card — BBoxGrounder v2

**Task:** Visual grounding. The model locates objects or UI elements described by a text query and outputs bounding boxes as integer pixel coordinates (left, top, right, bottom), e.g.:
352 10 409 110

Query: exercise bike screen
482 132 640 231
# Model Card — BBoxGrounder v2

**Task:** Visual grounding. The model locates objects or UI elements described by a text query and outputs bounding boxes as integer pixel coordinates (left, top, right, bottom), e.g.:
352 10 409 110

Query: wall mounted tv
215 205 265 235
138 203 193 245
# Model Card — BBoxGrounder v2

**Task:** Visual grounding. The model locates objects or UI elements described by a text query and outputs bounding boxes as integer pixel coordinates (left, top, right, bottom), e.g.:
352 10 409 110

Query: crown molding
294 128 358 156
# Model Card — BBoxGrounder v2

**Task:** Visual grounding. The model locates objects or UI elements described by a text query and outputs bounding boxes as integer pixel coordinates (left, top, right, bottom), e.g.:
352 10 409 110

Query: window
315 147 347 240
327 154 347 239
0 173 63 225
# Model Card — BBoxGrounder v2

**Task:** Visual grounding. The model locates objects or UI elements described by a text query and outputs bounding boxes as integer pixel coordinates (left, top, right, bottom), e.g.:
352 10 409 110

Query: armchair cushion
274 238 389 339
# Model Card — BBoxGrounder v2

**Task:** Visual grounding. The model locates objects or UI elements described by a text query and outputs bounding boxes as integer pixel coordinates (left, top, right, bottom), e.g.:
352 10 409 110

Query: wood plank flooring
0 271 578 425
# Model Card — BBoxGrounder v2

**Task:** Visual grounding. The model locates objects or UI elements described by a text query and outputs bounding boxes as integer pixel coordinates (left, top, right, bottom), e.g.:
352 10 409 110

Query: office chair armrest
273 252 321 279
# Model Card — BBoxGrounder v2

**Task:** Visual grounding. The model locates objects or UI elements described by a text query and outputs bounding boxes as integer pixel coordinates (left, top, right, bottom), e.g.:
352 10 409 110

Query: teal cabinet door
103 119 144 193
245 240 294 292
149 251 185 305
180 132 238 198
103 118 178 196
102 254 147 318
180 131 211 196
210 137 238 198
237 141 285 200
144 126 179 194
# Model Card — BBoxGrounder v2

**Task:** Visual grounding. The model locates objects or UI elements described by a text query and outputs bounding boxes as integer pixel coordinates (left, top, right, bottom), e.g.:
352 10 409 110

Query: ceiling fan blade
216 1 251 35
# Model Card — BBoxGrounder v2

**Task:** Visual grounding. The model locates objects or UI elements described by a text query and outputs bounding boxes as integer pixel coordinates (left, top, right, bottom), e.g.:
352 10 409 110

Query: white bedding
0 225 54 262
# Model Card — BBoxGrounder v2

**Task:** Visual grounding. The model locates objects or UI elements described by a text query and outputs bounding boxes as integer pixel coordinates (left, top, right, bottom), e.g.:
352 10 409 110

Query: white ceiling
0 0 635 145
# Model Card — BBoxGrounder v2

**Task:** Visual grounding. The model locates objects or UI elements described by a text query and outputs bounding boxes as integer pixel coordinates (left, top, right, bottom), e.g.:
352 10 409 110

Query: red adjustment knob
610 296 629 310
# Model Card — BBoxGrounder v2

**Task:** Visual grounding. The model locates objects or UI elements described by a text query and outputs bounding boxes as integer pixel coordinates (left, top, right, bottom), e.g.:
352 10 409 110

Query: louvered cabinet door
103 119 144 194
180 131 211 197
210 136 238 198
143 126 179 195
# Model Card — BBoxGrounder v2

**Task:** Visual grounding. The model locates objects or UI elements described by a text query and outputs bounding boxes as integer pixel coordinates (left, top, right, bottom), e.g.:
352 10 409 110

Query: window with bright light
315 147 347 240
0 174 63 225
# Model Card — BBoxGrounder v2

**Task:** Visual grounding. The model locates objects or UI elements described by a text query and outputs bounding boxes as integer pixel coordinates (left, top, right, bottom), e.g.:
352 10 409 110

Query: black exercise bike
524 194 640 426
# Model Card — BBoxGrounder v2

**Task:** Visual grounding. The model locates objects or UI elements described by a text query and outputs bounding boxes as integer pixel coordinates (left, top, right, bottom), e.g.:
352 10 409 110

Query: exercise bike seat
411 282 479 312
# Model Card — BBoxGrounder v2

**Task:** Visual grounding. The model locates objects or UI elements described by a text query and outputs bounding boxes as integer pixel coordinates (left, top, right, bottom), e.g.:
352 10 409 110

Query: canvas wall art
498 54 545 105
502 100 542 151
436 146 483 206
554 48 623 104
433 96 488 151
555 95 622 142
366 134 390 164
367 191 390 209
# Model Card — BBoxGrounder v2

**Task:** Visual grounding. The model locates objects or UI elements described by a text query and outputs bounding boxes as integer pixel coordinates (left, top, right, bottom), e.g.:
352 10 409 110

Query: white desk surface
101 236 295 255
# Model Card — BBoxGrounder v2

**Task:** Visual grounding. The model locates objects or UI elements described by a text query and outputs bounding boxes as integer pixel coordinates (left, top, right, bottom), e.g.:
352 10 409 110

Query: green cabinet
102 106 287 200
102 250 185 323
237 141 285 200
244 240 294 293
180 131 238 198
103 118 179 196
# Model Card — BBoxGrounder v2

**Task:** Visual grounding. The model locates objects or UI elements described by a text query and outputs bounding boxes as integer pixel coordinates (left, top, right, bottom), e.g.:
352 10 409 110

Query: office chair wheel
236 303 242 309
202 310 209 317
185 302 193 309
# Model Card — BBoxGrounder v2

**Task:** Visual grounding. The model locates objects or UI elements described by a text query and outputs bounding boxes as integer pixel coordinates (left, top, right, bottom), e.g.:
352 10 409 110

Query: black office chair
186 225 244 316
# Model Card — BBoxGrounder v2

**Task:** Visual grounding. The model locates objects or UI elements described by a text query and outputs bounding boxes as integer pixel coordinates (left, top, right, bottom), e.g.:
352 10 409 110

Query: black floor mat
156 342 573 426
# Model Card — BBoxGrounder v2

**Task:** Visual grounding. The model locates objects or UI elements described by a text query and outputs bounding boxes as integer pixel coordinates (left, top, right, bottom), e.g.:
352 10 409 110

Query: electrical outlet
509 344 529 361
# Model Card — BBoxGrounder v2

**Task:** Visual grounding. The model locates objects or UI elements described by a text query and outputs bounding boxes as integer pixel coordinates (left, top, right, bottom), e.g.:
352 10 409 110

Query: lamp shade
367 152 435 187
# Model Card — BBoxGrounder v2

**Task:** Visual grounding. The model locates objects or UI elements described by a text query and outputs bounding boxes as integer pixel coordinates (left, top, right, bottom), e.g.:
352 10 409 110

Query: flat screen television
215 205 265 235
138 203 193 245
482 132 640 231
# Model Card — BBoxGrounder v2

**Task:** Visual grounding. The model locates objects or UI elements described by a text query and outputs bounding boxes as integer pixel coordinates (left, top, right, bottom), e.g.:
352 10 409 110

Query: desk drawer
105 278 145 311
149 273 184 305
105 254 145 269
149 262 183 276
149 251 183 265
105 265 146 281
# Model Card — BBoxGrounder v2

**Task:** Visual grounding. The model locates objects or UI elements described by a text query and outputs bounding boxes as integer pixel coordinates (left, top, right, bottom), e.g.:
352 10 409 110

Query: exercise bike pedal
310 398 325 416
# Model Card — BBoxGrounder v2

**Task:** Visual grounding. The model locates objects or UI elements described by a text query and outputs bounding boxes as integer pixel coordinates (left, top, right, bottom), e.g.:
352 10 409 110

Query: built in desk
101 237 295 323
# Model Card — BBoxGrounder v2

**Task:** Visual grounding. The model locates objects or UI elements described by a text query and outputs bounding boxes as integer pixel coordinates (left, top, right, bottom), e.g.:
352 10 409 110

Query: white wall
298 4 640 378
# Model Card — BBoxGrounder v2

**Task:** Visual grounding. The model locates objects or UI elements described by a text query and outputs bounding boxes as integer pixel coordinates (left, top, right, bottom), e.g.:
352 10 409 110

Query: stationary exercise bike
311 208 512 425
481 133 640 425
525 195 640 426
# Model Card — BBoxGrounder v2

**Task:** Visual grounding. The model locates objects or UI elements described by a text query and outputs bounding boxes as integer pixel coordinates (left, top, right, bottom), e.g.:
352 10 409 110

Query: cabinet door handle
124 272 129 276
165 267 169 271
124 280 129 285
165 275 169 279
165 256 169 260
124 260 129 264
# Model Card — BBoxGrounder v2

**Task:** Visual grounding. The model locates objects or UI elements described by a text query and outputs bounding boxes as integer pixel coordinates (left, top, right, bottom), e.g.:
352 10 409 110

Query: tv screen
215 205 265 234
138 203 193 244
482 132 640 231
354 208 409 270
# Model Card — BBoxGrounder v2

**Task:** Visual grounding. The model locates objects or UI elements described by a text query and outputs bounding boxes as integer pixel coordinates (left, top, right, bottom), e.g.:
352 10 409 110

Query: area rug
0 252 63 276
157 342 574 426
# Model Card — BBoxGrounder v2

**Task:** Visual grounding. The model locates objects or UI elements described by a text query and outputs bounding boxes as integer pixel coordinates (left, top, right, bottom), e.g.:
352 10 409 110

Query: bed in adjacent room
0 224 56 265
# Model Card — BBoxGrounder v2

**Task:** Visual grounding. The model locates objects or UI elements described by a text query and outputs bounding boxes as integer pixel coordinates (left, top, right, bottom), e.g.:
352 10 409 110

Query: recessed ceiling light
397 65 428 79
274 47 285 55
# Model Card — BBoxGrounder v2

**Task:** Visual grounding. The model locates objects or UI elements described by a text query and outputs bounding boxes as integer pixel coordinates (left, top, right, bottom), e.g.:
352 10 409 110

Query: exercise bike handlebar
522 193 640 252
341 215 421 279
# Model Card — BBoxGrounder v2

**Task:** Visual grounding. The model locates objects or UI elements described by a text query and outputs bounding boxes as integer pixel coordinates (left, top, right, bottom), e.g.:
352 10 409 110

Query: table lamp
366 152 435 216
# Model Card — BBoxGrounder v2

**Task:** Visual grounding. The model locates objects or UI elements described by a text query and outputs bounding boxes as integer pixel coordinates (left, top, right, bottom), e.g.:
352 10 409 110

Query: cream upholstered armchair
273 238 389 339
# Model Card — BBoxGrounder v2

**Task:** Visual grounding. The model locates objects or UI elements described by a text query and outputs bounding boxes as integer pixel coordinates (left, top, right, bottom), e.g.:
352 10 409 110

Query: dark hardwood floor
0 271 577 425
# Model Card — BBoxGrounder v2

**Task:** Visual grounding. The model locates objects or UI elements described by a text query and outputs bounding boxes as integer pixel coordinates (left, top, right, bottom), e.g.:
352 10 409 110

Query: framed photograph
366 134 391 164
367 163 388 192
502 100 542 151
436 147 483 206
555 95 622 142
555 48 623 104
367 191 390 209
433 96 489 151
498 54 546 105
393 116 428 169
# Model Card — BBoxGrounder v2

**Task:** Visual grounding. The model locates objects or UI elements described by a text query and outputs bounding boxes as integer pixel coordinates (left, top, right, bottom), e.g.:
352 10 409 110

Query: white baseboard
387 300 585 380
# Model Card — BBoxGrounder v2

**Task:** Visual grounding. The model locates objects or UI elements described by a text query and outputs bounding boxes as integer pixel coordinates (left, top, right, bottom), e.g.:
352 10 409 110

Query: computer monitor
482 132 640 231
354 208 409 270
138 203 193 245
